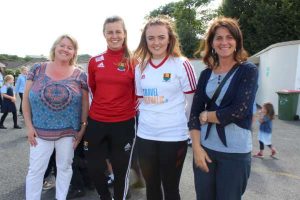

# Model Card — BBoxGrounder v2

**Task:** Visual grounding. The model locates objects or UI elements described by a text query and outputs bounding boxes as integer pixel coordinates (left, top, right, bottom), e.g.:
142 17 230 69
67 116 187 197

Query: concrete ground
0 108 300 200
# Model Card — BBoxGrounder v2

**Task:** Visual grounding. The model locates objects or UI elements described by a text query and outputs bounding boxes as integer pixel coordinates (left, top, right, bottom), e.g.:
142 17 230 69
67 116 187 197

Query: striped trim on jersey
183 60 197 93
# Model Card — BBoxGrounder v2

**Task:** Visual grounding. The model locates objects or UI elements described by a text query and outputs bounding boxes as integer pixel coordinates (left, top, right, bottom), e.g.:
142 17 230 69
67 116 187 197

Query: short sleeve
0 85 7 93
27 63 42 81
79 71 88 91
179 59 197 94
135 65 143 97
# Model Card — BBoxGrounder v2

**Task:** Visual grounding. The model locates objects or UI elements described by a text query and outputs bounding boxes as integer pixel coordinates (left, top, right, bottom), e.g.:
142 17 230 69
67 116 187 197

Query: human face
104 21 126 51
54 38 75 63
212 27 237 60
146 25 169 59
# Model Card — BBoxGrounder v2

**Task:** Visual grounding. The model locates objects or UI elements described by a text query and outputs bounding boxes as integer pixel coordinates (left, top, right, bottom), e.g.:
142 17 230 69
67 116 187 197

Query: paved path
1 109 300 199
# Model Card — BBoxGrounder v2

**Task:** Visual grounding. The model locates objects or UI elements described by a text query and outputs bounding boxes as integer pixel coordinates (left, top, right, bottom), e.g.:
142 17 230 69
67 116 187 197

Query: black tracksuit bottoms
84 117 135 200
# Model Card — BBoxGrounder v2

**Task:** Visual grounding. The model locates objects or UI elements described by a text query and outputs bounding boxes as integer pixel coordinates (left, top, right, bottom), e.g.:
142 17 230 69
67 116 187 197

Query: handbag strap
209 64 238 106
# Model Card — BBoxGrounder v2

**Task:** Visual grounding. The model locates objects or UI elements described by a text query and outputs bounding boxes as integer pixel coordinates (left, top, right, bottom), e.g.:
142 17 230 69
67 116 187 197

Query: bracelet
80 121 88 126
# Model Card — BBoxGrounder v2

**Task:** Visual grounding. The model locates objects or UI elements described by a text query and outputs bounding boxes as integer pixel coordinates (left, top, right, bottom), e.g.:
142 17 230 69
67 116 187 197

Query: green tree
220 0 300 55
148 0 216 58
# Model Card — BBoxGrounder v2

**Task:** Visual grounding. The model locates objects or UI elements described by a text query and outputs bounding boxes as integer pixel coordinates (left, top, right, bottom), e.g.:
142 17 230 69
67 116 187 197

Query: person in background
189 17 258 200
254 102 277 158
0 74 21 129
84 16 136 200
24 34 89 200
134 16 197 200
15 66 28 115
0 63 6 109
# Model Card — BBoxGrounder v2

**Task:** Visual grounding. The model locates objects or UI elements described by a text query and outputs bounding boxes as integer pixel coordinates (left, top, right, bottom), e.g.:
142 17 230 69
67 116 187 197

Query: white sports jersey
135 56 197 141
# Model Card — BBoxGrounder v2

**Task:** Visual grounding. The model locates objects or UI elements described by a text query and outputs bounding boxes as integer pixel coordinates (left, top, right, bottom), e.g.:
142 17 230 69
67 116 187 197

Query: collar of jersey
149 55 169 69
107 47 125 56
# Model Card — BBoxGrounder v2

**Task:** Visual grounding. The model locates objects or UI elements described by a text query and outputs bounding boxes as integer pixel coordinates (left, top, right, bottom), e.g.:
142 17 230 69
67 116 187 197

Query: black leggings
137 137 187 200
84 117 135 200
19 93 23 114
259 140 272 150
0 111 17 126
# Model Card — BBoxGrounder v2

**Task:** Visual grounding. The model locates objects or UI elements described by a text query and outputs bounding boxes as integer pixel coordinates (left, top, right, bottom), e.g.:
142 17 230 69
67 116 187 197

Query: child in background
254 102 276 158
0 75 21 129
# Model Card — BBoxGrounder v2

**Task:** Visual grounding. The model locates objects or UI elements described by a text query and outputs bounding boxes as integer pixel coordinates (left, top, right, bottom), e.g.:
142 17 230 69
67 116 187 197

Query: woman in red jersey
84 16 136 200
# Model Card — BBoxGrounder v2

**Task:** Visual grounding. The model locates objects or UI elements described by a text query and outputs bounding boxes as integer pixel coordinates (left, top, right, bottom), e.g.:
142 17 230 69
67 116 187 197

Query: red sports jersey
88 48 136 122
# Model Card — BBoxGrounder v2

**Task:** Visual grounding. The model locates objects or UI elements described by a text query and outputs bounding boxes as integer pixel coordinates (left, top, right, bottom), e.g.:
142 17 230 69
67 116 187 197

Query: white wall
256 44 300 116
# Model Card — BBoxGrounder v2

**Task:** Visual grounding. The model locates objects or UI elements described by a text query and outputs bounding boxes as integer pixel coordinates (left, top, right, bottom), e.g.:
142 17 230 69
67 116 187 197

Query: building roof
248 40 300 64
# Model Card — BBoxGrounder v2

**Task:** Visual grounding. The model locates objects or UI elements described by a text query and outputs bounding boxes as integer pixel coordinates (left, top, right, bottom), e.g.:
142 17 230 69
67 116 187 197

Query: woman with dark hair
84 16 136 200
189 17 258 200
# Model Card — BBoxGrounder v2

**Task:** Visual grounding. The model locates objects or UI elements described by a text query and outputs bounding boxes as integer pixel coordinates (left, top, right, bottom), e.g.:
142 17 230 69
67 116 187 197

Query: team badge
117 63 126 72
163 73 171 82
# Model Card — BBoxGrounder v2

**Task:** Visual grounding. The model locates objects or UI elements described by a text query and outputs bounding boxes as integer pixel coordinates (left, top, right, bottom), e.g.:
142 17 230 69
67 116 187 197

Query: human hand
199 111 208 125
192 144 212 173
73 130 84 149
27 126 38 147
11 97 16 103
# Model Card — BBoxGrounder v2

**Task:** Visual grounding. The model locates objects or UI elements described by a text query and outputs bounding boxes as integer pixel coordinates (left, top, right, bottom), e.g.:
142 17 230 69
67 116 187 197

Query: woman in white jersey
134 16 197 200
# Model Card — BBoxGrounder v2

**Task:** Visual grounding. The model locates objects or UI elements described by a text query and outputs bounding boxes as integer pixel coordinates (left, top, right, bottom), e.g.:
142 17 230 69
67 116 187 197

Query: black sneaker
14 125 22 129
0 125 7 129
67 188 86 199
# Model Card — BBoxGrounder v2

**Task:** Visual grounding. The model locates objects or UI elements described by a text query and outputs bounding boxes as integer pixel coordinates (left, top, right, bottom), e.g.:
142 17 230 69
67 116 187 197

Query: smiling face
54 38 76 63
212 27 237 60
146 24 169 59
104 21 126 51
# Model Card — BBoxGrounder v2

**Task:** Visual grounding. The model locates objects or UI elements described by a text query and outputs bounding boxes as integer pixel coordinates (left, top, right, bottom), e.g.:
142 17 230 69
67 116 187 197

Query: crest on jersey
141 74 145 79
163 73 171 82
117 63 126 72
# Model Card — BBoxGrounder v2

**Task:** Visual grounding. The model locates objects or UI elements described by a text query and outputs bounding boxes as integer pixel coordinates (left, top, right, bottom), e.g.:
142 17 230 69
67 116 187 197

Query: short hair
4 74 14 82
49 34 78 66
20 66 28 72
202 17 248 69
134 15 182 71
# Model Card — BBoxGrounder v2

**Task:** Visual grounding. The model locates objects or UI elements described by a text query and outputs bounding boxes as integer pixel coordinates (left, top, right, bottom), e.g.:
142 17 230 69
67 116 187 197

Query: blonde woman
24 34 89 200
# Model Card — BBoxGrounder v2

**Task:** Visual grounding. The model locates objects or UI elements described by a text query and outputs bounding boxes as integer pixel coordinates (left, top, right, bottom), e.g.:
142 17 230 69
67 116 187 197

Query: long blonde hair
134 15 182 72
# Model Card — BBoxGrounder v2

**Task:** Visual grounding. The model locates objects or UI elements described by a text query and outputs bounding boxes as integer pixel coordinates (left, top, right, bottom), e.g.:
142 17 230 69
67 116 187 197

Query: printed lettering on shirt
163 73 171 82
95 55 104 62
97 62 104 68
142 88 167 104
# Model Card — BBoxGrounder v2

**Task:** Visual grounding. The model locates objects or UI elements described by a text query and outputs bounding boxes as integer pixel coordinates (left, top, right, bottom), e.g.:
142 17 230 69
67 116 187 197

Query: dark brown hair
263 102 275 120
202 17 248 69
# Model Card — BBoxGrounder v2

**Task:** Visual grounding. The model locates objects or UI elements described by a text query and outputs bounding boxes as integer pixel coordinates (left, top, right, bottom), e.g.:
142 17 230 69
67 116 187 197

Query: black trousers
84 117 135 200
0 111 17 126
19 93 23 114
137 137 187 200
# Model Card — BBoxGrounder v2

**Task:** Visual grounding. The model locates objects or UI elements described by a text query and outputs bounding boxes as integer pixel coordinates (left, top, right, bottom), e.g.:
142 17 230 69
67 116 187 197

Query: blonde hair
20 66 28 72
4 74 14 82
49 34 78 65
201 17 248 69
134 15 182 72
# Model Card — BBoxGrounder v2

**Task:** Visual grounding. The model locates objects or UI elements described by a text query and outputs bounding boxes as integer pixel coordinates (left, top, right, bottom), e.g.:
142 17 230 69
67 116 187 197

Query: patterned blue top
27 63 88 141
15 74 27 93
